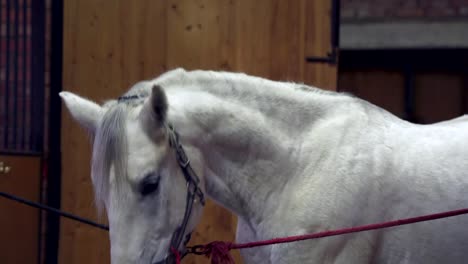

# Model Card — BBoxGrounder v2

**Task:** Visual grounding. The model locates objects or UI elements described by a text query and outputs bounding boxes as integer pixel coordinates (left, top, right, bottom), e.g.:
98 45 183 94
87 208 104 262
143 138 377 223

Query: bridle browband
153 123 206 264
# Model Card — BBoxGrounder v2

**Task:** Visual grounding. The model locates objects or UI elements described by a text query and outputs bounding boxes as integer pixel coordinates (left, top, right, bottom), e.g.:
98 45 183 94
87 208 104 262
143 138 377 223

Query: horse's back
429 114 468 127
371 116 468 263
303 113 468 263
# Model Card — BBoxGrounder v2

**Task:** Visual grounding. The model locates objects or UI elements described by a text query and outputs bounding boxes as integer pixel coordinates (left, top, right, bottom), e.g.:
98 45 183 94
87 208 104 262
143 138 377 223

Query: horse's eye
140 175 160 196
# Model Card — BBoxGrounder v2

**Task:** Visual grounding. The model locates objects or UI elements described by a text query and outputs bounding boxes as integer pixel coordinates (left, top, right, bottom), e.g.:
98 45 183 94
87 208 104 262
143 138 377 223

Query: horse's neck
164 71 354 227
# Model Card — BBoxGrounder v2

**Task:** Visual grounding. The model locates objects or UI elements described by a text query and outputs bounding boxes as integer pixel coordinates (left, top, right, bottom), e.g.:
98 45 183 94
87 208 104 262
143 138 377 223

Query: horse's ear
150 84 168 123
140 85 168 132
59 91 102 133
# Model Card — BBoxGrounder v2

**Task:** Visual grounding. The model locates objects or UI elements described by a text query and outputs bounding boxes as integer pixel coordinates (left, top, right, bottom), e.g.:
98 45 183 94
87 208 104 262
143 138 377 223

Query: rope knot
189 241 235 264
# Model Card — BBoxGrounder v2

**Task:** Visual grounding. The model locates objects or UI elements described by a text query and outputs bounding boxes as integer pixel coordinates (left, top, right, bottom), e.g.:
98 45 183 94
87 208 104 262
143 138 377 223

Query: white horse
60 68 468 264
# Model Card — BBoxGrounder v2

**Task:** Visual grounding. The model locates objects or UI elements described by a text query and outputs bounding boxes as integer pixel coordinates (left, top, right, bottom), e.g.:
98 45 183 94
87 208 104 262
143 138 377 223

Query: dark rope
0 191 109 231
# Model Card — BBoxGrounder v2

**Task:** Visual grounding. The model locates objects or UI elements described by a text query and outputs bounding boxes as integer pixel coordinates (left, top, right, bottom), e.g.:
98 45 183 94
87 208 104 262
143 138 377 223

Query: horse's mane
90 71 351 213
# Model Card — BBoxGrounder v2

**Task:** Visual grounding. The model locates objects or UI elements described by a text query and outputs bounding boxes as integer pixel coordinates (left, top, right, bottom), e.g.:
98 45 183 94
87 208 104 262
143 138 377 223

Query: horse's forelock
91 103 129 215
91 83 154 214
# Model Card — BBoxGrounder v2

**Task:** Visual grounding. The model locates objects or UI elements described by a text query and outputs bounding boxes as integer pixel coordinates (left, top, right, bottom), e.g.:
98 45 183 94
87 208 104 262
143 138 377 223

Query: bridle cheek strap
155 124 205 264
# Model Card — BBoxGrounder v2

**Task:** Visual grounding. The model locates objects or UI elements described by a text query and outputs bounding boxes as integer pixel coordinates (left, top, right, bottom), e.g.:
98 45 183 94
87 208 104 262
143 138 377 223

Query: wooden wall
339 70 467 123
0 155 41 264
338 49 468 124
61 1 337 263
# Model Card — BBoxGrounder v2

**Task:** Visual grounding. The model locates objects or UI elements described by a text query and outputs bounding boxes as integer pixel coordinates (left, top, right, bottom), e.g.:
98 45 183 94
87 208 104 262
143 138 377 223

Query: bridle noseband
154 124 206 264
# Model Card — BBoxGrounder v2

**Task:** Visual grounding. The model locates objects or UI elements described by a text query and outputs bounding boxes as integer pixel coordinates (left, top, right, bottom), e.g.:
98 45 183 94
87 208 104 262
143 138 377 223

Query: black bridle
0 124 205 264
156 124 206 264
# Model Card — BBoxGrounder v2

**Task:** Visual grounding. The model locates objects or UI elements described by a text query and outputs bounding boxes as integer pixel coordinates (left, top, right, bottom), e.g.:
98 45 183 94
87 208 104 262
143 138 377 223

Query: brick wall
341 0 468 21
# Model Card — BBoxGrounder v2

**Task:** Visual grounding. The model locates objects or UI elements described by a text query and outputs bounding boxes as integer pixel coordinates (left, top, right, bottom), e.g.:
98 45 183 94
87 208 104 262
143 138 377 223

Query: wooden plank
0 155 41 264
338 70 406 117
62 1 167 264
304 63 338 90
166 2 240 263
414 73 463 123
233 0 305 81
166 0 236 71
338 70 466 123
303 0 337 90
304 0 332 58
234 0 273 78
266 0 304 80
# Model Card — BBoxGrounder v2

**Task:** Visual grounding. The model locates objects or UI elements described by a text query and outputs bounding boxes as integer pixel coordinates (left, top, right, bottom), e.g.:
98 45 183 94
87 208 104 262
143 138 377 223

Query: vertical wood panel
414 73 463 123
338 70 405 117
234 0 273 78
267 0 304 80
304 63 338 90
166 0 236 71
304 0 337 90
166 2 239 262
61 1 336 263
62 1 168 264
338 69 465 123
0 155 40 264
305 0 331 58
61 1 108 262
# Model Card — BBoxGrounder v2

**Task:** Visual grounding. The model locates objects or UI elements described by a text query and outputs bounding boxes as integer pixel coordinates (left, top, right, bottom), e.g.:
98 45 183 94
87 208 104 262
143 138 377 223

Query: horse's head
60 83 205 264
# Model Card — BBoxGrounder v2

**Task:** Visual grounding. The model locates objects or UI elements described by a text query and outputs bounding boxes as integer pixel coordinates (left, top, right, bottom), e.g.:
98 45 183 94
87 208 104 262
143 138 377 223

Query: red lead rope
171 247 182 264
180 208 468 264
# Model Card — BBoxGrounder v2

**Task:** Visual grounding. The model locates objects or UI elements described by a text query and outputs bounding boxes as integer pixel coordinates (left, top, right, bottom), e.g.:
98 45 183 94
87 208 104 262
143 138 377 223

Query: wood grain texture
61 1 337 263
0 155 41 264
304 0 337 90
338 70 406 117
414 73 463 123
305 63 338 91
338 70 465 123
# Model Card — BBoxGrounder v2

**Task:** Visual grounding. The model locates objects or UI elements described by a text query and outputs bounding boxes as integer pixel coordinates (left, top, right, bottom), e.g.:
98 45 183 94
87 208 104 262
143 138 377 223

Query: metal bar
29 0 34 151
13 0 19 149
45 0 63 262
306 53 336 64
36 0 45 153
31 0 44 152
0 0 3 150
34 1 44 263
4 0 11 148
331 0 340 51
25 0 31 151
21 0 27 149
0 191 109 231
29 0 35 151
28 0 33 151
0 150 41 156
